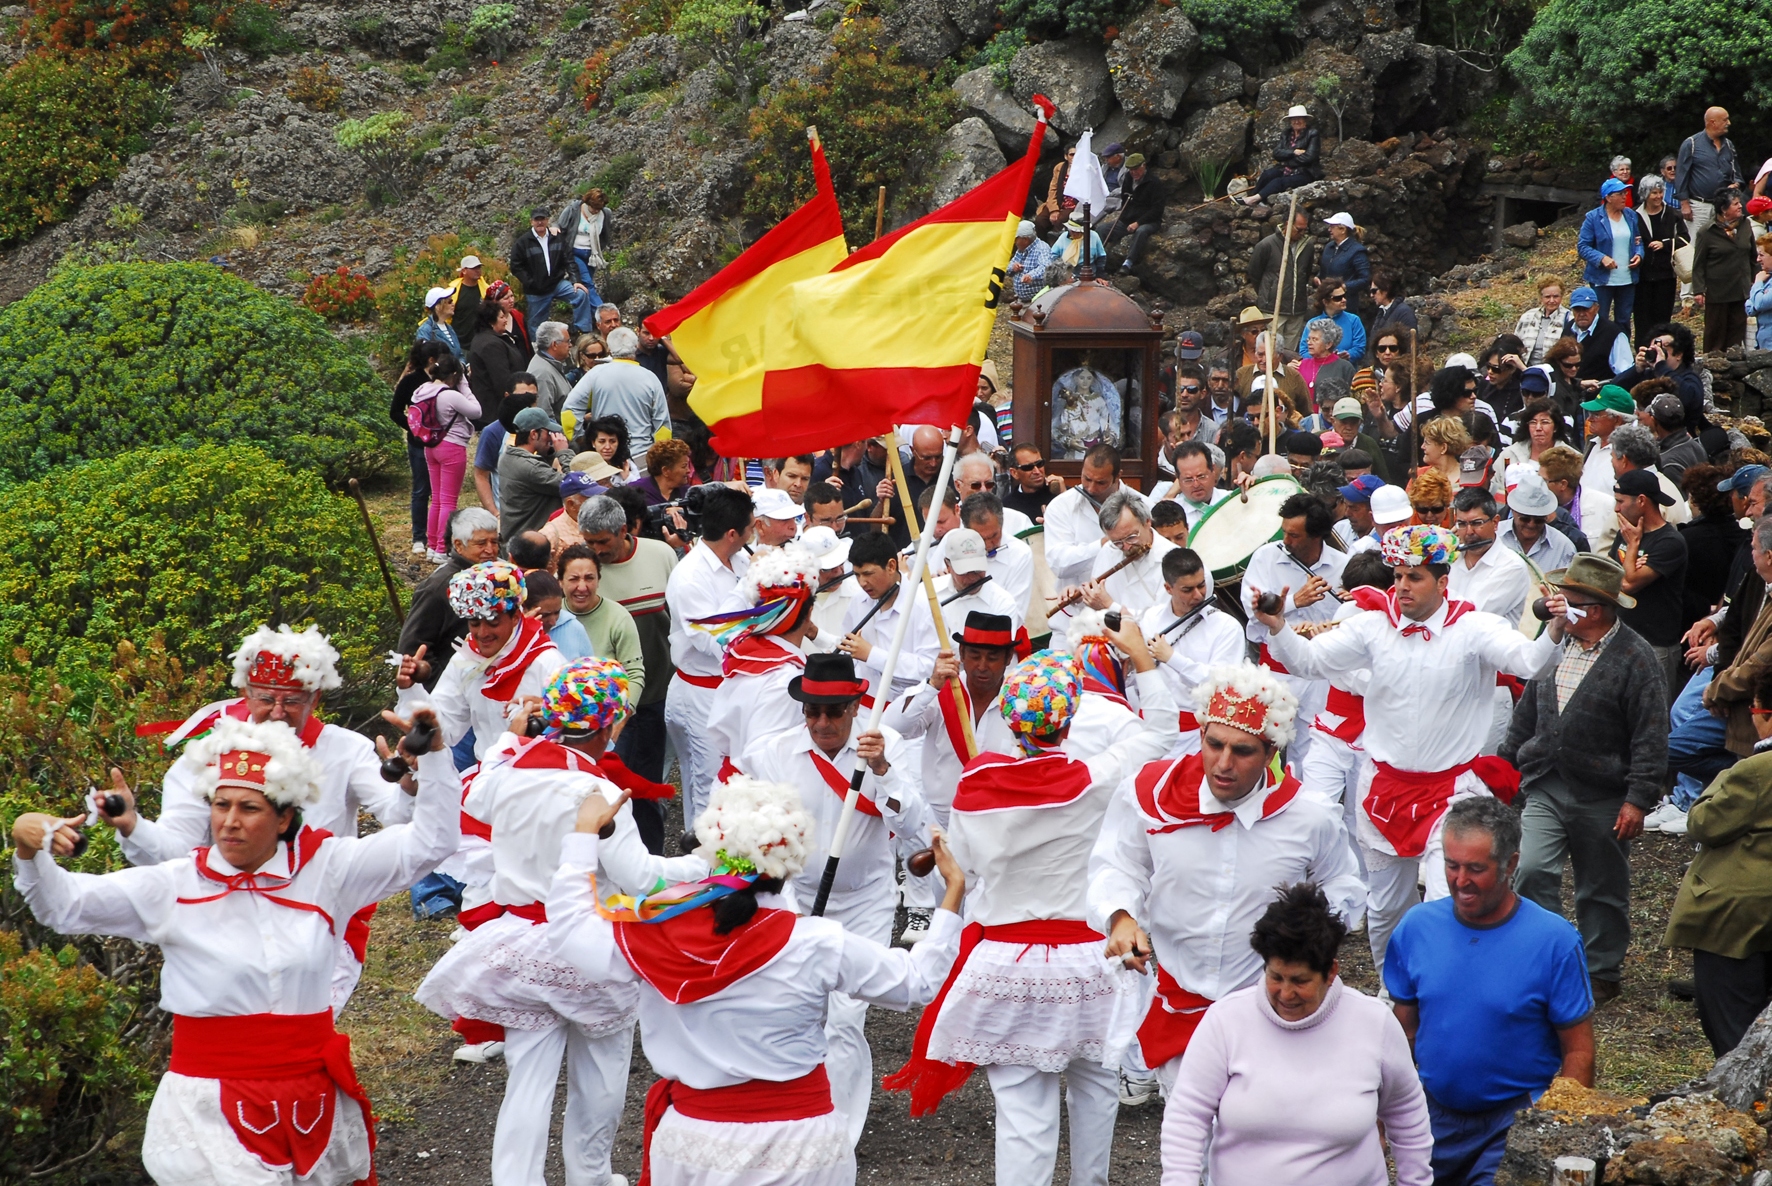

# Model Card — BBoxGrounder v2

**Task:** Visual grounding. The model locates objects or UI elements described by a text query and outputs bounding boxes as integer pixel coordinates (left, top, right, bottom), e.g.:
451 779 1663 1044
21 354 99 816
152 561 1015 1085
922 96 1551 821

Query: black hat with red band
953 611 1017 652
788 652 872 705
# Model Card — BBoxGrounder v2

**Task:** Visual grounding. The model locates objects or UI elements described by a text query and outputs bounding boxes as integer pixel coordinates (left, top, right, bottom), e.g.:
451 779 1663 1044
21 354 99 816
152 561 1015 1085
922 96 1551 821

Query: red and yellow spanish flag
698 97 1053 457
645 135 848 442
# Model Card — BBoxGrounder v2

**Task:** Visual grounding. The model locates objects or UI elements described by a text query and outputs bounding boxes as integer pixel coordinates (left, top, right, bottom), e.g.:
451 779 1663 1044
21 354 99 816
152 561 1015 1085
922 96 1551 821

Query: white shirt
838 589 933 701
947 669 1179 926
1241 540 1349 643
120 704 410 866
1162 487 1232 529
1090 535 1178 618
983 533 1036 618
1137 603 1246 719
1332 519 1380 553
1043 483 1148 588
1265 603 1558 772
882 681 999 825
704 636 807 775
401 631 566 760
807 576 862 654
1497 519 1576 573
16 749 459 1018
547 832 962 1089
1448 539 1532 624
666 542 750 677
915 574 1023 669
737 725 925 930
1580 442 1619 555
1002 505 1035 537
1087 769 1363 1001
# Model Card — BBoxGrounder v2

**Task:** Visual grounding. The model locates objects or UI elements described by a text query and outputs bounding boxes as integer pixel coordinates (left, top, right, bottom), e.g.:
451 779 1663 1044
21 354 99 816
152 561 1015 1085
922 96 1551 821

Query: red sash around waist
1137 966 1214 1069
1257 642 1289 675
1312 684 1366 744
170 1012 376 1185
640 1066 832 1186
1364 757 1520 857
674 670 724 689
457 899 547 931
882 919 1103 1116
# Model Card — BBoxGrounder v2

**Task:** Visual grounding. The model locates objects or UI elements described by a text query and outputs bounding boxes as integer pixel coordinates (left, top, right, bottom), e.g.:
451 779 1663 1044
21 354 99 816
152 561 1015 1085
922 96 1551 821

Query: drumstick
816 572 850 593
1049 547 1146 612
842 498 874 516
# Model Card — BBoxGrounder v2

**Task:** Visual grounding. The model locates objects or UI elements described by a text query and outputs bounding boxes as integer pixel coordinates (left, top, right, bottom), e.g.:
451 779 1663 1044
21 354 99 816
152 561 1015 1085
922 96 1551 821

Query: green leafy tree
1180 0 1299 53
1505 0 1772 149
335 111 422 207
998 0 1138 39
466 1 518 62
0 261 400 485
747 18 957 242
672 0 766 109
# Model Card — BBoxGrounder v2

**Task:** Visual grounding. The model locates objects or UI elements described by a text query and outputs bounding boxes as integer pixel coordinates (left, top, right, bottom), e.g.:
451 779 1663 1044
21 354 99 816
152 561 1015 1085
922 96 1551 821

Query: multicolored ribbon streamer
595 868 761 925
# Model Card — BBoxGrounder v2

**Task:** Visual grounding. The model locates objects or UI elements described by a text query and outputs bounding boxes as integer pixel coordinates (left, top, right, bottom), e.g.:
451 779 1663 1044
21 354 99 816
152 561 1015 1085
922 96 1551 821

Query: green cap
1580 384 1633 414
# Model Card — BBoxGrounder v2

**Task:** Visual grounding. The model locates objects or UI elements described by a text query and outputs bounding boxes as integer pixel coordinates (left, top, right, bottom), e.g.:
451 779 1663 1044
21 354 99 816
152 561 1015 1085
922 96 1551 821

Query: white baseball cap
1371 485 1413 526
423 285 454 309
944 528 988 574
1444 352 1479 372
1324 212 1357 229
800 525 852 569
752 487 805 522
460 255 483 269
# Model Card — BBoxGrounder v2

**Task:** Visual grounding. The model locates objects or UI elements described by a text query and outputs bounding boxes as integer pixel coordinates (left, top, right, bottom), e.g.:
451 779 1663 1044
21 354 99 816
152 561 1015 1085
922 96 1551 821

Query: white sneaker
1642 802 1679 832
449 925 469 943
452 1040 504 1063
898 908 933 946
412 540 427 555
1660 808 1689 836
427 550 448 564
1119 1068 1160 1106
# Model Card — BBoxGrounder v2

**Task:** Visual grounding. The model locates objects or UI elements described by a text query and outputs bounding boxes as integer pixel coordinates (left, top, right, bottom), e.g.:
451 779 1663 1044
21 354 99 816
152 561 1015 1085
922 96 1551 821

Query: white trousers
664 676 722 825
985 1059 1121 1186
1278 676 1328 775
1299 731 1368 889
493 1020 633 1186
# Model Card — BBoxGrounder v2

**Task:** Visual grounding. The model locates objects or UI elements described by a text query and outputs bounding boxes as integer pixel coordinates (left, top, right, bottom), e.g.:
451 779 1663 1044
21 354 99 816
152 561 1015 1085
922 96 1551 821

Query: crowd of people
20 113 1772 1186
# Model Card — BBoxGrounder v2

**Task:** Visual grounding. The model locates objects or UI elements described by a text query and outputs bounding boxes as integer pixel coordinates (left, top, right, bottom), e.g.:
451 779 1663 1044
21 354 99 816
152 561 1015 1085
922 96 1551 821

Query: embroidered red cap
246 652 306 691
214 749 271 790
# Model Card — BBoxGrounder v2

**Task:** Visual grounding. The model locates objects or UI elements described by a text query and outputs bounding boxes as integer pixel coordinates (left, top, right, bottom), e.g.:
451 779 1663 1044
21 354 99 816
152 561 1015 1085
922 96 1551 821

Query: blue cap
1337 474 1386 503
1519 368 1550 394
558 471 606 498
1600 178 1629 198
1719 465 1769 494
1569 285 1599 308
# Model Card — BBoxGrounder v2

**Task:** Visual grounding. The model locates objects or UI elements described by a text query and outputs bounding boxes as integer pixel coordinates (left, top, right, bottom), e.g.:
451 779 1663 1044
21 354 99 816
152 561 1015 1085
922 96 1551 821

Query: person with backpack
410 353 483 563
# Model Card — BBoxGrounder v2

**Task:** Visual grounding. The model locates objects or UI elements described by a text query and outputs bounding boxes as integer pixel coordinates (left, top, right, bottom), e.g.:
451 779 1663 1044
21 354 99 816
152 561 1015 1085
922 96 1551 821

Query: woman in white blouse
12 711 460 1186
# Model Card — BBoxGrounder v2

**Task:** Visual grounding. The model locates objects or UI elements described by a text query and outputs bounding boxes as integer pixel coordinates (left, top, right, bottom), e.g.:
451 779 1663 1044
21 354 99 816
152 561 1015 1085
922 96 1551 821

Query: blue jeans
1669 665 1733 808
570 249 605 308
406 439 431 543
525 278 594 343
1596 283 1636 338
1427 1091 1533 1186
409 871 464 919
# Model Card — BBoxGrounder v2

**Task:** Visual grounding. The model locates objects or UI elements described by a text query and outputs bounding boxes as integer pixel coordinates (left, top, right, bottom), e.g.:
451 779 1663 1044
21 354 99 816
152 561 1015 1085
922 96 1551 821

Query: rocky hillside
0 0 1599 353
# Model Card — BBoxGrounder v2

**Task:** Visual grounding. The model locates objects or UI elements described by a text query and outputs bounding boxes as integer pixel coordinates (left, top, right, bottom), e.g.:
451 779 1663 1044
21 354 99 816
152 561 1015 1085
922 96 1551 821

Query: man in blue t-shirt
1384 795 1595 1186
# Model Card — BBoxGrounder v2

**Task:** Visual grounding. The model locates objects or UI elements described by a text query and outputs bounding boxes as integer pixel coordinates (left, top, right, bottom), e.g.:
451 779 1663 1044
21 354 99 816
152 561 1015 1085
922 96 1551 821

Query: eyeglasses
1327 293 1348 303
245 688 317 709
959 479 992 490
1011 458 1046 471
1558 359 1580 369
912 451 943 463
1177 384 1200 393
1453 516 1493 529
1413 504 1447 516
1515 513 1548 525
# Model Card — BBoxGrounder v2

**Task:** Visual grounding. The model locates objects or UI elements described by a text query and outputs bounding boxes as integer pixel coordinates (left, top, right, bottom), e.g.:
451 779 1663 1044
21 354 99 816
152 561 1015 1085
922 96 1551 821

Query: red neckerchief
934 681 975 761
479 617 556 702
808 747 881 817
176 826 339 932
1132 754 1300 834
614 903 796 1004
1347 586 1476 641
721 635 806 679
951 751 1095 814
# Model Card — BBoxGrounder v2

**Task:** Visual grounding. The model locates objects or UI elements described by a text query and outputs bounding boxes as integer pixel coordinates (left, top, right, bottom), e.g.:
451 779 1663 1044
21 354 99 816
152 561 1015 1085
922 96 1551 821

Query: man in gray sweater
1503 554 1669 1004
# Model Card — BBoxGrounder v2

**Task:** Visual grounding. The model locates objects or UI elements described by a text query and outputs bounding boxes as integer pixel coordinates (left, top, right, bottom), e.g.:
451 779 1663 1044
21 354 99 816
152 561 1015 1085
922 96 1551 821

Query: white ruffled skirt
140 1071 370 1186
650 1107 854 1186
414 913 637 1034
925 937 1130 1072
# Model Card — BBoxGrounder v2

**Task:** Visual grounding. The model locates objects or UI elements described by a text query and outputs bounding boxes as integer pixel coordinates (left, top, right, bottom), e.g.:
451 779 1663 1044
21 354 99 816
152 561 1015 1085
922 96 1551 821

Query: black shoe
1591 977 1621 1004
1667 978 1697 1001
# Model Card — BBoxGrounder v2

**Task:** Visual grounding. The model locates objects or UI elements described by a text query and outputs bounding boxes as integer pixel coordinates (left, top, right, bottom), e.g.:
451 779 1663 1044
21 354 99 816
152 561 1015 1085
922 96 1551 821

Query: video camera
641 482 723 543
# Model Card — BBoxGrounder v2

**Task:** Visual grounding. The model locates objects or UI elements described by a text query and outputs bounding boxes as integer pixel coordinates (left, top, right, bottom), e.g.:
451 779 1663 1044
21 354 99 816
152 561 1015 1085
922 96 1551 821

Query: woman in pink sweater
1160 883 1432 1186
412 352 483 560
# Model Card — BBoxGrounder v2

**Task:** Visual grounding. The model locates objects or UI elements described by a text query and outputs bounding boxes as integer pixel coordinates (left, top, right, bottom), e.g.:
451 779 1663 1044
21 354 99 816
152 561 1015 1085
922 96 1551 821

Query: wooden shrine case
1008 282 1165 491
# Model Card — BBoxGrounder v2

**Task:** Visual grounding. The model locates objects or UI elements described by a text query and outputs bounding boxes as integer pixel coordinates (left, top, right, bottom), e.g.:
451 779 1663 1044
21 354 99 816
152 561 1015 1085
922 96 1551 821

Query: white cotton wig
230 624 343 692
740 541 820 603
1064 606 1112 653
188 716 324 809
1193 663 1299 748
693 775 815 880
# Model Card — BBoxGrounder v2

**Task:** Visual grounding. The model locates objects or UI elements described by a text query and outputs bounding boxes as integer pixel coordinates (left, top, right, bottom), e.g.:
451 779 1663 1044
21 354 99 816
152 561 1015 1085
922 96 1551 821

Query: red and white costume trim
1264 586 1557 967
1086 752 1363 1084
705 634 806 796
665 542 750 822
13 750 460 1186
545 831 963 1186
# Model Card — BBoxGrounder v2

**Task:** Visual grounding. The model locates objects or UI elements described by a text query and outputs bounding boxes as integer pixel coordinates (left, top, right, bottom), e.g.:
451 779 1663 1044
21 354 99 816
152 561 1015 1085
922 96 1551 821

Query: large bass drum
1017 523 1058 644
1187 475 1306 583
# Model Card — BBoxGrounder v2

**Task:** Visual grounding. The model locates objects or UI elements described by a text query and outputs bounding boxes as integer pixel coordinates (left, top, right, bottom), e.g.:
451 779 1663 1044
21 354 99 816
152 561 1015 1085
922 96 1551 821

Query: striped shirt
597 535 677 705
1554 618 1620 710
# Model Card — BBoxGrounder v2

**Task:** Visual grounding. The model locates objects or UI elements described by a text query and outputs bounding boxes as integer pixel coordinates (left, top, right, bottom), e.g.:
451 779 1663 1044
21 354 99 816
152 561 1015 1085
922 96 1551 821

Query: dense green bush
1505 0 1772 150
0 262 399 484
0 445 398 717
998 0 1138 39
1181 0 1299 53
747 18 956 242
0 53 157 246
0 930 157 1183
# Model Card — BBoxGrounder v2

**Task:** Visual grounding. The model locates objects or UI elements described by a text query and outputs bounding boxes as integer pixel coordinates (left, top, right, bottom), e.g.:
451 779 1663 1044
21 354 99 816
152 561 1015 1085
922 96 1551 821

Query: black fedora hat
953 610 1017 651
788 652 872 705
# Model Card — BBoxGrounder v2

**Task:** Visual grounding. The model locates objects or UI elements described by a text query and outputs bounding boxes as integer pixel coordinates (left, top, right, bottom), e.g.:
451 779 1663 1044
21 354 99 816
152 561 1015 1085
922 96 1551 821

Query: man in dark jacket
1609 320 1708 435
397 506 501 688
1106 153 1164 274
497 406 576 542
1247 209 1317 351
1692 190 1757 351
509 207 594 345
1504 554 1668 1003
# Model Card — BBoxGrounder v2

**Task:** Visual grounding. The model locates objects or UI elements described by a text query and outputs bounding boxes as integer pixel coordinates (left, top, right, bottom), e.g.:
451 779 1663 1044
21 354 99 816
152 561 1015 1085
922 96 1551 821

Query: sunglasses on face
1327 293 1348 302
1414 504 1447 516
1011 459 1046 471
1376 344 1401 353
1177 384 1200 394
802 703 852 719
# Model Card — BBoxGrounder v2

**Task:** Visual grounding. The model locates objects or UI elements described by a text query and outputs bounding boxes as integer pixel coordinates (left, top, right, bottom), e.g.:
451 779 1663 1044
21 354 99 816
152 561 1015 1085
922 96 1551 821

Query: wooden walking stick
348 478 405 626
812 427 964 917
1265 190 1301 458
874 186 887 242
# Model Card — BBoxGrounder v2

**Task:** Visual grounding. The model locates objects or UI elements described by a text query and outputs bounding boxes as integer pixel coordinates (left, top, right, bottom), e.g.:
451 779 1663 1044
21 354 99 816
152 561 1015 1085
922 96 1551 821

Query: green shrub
0 53 157 246
672 0 766 107
0 262 399 485
466 2 517 62
1505 0 1772 150
219 0 300 55
970 27 1026 89
589 150 644 206
747 18 956 243
335 111 423 207
425 20 471 73
998 0 1137 39
0 445 398 715
1180 0 1300 53
372 232 512 369
0 930 157 1183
